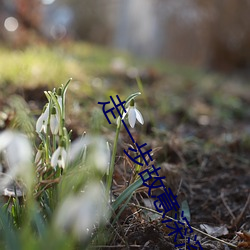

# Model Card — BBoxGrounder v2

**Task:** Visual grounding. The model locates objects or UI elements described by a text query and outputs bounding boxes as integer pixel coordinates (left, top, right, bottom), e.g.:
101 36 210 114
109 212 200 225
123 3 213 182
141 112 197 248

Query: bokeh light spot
41 0 55 5
4 17 19 32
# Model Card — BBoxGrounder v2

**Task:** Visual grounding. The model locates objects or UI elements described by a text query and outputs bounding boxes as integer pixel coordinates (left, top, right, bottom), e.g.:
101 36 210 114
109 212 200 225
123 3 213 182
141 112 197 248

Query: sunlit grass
0 44 85 86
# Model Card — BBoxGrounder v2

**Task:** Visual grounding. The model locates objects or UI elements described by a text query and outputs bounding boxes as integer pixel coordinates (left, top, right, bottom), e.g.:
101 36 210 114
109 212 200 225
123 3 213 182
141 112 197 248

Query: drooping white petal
57 96 63 112
93 138 110 172
51 147 67 169
44 103 50 117
41 121 48 133
59 148 67 169
0 130 33 191
5 133 32 170
0 130 13 151
36 113 45 133
51 147 61 168
122 108 129 120
35 149 42 164
128 107 136 128
135 108 144 125
36 104 50 134
55 182 109 240
67 136 88 163
50 114 59 135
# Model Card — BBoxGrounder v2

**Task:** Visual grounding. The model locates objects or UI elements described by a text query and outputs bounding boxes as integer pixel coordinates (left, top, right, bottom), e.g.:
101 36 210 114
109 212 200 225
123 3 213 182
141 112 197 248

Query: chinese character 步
124 142 153 166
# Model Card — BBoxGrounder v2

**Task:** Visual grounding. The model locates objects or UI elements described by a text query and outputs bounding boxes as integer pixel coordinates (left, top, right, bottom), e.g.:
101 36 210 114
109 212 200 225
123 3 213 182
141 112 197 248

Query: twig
221 190 236 221
233 193 250 227
129 203 238 249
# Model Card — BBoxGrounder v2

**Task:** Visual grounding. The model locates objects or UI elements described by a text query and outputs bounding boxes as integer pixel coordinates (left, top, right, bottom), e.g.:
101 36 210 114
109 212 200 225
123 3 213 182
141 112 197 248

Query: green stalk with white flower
35 79 72 199
0 78 154 249
106 92 143 198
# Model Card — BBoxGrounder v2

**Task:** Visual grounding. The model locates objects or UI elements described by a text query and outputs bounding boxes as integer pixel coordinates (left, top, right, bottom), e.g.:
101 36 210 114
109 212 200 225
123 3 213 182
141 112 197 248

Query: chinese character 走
98 95 126 124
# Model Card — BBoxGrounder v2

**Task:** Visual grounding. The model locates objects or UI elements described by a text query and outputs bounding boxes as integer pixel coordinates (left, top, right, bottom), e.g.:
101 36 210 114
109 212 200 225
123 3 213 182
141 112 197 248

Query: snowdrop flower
51 143 67 169
54 182 109 240
57 87 63 111
91 137 110 173
0 130 33 190
36 103 50 133
67 135 110 173
122 99 144 128
35 144 43 164
50 106 59 135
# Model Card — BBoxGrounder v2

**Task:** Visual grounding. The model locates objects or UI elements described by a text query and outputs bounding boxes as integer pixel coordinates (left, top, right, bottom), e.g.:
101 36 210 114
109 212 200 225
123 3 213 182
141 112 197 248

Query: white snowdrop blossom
51 145 67 169
57 95 63 111
0 130 33 190
35 144 43 165
67 136 110 173
50 106 60 135
55 182 109 240
35 148 42 164
92 137 110 173
36 103 50 133
122 100 144 128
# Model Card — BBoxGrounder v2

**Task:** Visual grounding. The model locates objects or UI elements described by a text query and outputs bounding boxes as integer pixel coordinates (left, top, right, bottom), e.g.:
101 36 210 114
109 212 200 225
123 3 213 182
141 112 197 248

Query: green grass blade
111 171 149 211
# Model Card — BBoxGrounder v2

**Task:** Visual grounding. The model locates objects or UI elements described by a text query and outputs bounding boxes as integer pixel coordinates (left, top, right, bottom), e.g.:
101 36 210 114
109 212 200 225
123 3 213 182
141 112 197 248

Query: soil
1 70 250 250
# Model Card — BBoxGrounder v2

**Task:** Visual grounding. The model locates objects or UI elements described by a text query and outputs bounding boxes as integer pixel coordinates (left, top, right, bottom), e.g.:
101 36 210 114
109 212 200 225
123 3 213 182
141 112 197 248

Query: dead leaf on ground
200 224 229 237
237 231 250 248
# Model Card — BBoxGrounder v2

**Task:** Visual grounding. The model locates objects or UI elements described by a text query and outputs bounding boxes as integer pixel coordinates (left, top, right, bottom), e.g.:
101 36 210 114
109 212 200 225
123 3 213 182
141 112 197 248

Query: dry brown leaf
200 224 228 237
237 231 250 248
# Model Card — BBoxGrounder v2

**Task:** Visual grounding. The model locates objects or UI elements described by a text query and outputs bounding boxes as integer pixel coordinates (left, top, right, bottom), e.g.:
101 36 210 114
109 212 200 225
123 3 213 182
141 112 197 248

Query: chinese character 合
174 235 203 250
154 187 180 217
138 165 166 197
98 95 126 124
124 142 153 166
179 210 193 235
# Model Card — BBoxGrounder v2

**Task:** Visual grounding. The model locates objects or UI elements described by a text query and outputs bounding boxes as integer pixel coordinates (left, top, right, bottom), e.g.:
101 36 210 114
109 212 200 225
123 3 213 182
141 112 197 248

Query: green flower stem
106 118 121 198
49 92 63 136
52 134 56 152
45 98 53 164
106 92 141 199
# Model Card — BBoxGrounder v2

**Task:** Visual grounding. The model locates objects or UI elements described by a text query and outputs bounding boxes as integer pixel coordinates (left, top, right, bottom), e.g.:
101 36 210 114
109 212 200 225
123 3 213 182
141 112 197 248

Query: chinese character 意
98 95 126 124
154 187 180 217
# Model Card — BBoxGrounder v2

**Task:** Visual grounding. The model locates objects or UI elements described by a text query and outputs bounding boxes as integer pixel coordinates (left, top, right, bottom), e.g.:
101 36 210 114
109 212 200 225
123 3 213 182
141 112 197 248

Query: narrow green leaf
125 92 141 106
112 171 149 211
180 199 191 223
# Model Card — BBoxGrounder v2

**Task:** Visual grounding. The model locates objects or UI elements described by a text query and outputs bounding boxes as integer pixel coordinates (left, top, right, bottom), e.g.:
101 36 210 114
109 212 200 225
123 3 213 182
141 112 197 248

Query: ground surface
0 43 249 249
